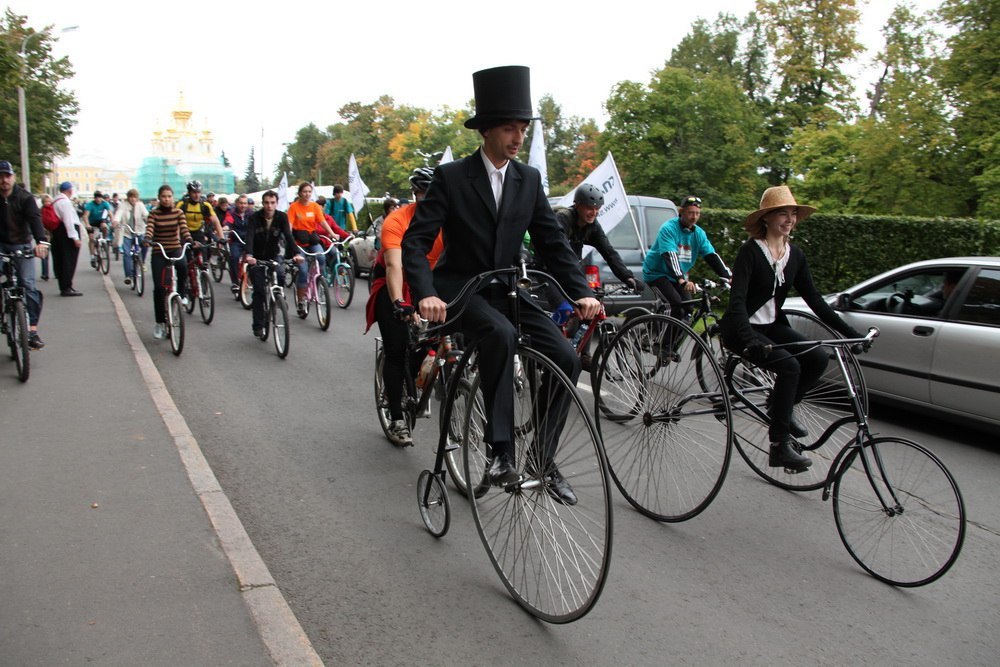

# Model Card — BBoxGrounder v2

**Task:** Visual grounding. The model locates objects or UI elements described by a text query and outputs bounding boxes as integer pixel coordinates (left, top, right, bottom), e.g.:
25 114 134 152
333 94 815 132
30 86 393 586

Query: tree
939 0 1000 217
602 67 766 207
524 94 601 193
0 10 79 191
243 147 260 193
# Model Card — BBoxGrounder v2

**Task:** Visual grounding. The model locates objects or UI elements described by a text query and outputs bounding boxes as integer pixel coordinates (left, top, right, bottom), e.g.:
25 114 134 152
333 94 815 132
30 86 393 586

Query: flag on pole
439 146 454 165
348 154 370 214
276 172 289 212
527 119 549 196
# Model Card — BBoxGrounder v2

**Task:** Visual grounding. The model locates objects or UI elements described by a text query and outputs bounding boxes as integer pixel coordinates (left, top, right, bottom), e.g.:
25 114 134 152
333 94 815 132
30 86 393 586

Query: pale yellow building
51 164 133 200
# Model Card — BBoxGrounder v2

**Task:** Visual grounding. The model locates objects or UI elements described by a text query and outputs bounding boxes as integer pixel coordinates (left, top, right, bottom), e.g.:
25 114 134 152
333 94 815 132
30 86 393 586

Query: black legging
373 288 419 421
649 277 691 320
151 248 188 324
744 322 829 442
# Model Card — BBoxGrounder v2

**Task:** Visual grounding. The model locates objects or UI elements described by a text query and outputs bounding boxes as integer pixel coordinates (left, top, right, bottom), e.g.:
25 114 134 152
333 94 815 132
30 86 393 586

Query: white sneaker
180 296 190 308
153 323 166 340
388 419 413 446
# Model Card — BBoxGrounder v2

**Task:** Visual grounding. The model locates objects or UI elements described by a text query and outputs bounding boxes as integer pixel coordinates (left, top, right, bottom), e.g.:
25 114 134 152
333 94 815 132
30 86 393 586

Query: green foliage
242 147 260 193
698 208 1000 293
0 10 79 191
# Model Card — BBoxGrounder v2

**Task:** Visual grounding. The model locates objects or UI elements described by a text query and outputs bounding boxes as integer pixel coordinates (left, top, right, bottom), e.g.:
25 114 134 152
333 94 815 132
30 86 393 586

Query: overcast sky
13 0 942 177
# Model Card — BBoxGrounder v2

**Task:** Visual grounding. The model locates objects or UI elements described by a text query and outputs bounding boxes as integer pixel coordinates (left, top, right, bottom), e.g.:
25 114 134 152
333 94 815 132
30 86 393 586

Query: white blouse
749 239 790 325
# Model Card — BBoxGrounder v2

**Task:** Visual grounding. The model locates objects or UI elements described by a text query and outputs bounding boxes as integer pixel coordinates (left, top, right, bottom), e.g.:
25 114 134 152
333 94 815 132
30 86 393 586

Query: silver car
784 256 1000 430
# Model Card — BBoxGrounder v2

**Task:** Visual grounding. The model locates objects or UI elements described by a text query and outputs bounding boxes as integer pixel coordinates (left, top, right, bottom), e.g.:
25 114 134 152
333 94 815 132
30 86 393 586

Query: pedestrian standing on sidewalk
0 160 49 348
51 181 83 296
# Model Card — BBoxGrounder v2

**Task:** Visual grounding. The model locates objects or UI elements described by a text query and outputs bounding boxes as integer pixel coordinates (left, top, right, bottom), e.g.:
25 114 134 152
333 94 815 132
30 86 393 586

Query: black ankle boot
788 411 809 438
769 439 812 471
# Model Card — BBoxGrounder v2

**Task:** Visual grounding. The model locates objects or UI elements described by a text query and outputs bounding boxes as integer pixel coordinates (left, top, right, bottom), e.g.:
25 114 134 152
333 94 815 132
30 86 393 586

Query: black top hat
464 65 538 130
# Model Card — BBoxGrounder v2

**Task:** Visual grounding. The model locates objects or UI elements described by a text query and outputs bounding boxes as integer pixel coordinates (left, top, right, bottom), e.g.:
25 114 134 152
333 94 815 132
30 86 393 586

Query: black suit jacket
402 149 591 304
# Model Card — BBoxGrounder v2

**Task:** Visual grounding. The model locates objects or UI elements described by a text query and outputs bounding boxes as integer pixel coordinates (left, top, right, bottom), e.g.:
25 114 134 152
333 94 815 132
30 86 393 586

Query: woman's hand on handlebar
418 296 448 323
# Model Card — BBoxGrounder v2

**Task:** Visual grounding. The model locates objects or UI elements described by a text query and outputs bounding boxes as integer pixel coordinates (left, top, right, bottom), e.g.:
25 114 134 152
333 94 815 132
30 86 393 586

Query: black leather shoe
252 327 264 340
543 465 578 506
487 452 520 487
788 411 809 438
60 289 83 296
769 439 812 472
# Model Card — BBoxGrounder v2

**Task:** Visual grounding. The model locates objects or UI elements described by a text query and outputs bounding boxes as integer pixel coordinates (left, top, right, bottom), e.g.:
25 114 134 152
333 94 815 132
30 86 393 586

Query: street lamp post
17 25 77 191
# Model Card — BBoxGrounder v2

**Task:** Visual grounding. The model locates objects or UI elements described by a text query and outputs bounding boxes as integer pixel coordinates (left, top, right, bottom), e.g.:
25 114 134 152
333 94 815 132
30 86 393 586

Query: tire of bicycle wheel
464 344 613 623
239 271 252 309
167 294 184 356
316 276 331 331
374 345 394 443
728 310 867 492
596 313 733 522
334 264 354 309
210 249 225 282
198 271 214 325
4 301 14 357
833 436 965 587
445 376 489 499
694 322 724 393
11 300 29 382
271 296 290 359
416 470 451 538
135 259 145 297
99 242 110 275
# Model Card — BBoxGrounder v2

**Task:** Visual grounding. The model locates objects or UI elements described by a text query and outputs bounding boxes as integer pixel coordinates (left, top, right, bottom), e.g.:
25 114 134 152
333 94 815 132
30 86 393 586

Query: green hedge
696 210 1000 293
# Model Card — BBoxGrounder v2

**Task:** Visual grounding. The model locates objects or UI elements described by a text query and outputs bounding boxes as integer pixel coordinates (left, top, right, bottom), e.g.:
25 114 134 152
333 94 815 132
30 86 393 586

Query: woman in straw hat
720 185 862 472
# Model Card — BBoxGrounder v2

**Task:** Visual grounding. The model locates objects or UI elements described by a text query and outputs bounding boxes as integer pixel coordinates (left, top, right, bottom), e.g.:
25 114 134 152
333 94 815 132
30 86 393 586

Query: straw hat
743 185 816 231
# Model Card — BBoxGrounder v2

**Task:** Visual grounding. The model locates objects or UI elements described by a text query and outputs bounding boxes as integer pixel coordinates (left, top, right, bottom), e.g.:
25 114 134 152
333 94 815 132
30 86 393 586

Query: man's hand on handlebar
627 277 645 294
418 296 448 323
575 296 601 321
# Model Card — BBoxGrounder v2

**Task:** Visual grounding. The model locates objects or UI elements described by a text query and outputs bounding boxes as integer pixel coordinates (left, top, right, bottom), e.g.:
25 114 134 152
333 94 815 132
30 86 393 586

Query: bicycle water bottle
571 321 589 348
416 349 437 390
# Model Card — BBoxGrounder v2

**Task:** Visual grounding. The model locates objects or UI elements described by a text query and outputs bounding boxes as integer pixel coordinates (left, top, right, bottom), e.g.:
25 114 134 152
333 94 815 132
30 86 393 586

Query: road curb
102 272 323 666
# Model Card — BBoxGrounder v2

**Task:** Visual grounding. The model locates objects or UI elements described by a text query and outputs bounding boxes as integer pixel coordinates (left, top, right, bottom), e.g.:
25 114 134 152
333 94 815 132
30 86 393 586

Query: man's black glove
628 277 646 294
743 341 770 364
392 299 415 321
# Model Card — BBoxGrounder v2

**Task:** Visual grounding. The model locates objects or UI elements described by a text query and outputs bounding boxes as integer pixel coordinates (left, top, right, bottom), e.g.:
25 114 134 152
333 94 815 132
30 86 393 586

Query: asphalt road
113 268 1000 666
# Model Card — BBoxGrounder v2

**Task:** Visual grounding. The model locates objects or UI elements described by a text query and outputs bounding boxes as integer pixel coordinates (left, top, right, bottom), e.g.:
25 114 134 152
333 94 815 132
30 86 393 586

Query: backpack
42 205 61 232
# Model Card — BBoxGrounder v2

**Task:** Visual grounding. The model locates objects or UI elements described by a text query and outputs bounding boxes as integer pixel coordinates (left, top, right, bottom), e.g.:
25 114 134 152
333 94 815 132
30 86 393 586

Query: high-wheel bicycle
183 242 215 325
150 242 190 356
726 327 965 586
594 312 733 521
0 249 32 382
413 261 612 623
291 241 333 331
251 258 292 359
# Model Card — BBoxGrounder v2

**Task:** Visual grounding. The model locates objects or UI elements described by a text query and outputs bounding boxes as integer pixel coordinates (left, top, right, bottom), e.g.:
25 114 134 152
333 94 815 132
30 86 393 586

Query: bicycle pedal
444 442 460 452
783 466 806 475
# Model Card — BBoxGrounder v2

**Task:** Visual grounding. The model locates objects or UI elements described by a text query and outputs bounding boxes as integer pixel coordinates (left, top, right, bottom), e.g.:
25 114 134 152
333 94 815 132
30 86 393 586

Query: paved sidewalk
0 262 313 665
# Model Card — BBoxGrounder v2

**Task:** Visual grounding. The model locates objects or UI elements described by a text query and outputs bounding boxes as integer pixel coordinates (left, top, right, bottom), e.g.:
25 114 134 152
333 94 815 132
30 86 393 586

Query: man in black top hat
402 66 600 505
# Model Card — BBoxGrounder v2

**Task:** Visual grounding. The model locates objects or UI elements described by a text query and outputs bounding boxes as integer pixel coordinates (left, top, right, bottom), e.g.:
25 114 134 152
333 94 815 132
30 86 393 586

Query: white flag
557 153 629 233
527 119 549 196
348 153 370 214
276 172 289 212
439 146 454 165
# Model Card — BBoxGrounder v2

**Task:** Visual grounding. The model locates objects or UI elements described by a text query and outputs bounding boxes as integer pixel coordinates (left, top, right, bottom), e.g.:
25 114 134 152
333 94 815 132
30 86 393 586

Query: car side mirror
836 293 853 310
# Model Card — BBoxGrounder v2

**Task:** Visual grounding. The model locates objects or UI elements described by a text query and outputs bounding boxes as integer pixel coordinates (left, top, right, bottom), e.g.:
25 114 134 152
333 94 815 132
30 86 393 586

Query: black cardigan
720 239 858 350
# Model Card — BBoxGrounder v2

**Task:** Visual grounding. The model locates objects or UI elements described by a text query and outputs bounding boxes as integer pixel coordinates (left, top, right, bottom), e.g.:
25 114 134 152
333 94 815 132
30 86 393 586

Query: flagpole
608 152 645 259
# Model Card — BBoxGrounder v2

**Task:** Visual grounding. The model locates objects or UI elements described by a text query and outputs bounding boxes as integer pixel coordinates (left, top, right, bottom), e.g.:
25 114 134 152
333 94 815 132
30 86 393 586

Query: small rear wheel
417 470 450 537
271 296 290 358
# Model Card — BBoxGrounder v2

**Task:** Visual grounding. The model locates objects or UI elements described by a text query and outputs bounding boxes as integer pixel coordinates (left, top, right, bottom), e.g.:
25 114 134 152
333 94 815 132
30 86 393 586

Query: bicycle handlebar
148 241 192 261
745 327 879 359
225 229 247 245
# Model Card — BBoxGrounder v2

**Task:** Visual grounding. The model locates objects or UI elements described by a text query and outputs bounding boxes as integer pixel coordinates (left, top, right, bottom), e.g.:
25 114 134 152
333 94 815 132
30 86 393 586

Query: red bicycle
184 242 215 324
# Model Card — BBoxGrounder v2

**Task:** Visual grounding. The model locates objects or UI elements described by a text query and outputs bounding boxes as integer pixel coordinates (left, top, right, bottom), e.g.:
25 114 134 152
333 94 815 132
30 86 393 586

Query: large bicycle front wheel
167 294 184 356
198 270 214 324
334 264 354 308
446 375 489 499
316 276 331 330
833 436 965 587
11 300 29 382
271 296 290 359
728 310 867 492
464 345 612 623
596 314 732 522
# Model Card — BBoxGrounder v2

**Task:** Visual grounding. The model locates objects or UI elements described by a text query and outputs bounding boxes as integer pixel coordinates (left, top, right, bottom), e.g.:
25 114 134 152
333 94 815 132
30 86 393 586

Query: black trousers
249 262 285 330
748 322 828 442
51 224 80 293
151 249 187 324
459 286 580 462
649 277 690 320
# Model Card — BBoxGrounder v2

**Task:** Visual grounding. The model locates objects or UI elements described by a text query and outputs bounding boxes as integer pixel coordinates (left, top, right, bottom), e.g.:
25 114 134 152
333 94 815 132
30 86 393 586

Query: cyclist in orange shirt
365 167 442 446
287 182 339 315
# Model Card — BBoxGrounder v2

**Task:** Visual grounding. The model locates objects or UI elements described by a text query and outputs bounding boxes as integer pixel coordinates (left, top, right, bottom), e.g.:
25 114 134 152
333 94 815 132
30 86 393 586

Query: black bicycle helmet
574 183 604 207
186 180 202 193
408 167 434 193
